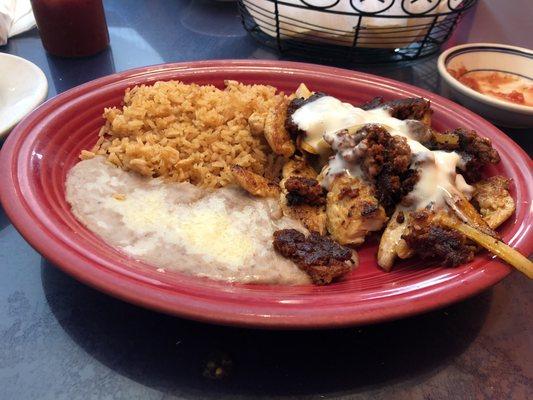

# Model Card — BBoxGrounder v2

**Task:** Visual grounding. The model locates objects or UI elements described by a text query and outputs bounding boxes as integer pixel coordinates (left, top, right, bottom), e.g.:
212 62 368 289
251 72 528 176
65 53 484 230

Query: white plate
0 53 48 138
438 43 533 128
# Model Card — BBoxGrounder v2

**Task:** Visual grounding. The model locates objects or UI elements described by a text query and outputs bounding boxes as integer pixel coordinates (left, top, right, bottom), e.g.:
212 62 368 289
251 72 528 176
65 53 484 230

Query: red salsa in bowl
448 66 533 107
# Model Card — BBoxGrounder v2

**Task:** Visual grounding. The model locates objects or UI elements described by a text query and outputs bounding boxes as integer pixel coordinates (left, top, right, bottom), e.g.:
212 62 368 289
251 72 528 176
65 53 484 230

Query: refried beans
65 157 311 285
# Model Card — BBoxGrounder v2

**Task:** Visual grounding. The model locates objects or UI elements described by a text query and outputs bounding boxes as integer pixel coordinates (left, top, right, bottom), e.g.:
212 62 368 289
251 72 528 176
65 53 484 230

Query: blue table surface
1 1 532 399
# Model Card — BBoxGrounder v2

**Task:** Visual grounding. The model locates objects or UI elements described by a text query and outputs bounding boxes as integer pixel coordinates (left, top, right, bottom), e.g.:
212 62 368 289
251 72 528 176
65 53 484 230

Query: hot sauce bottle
30 0 110 57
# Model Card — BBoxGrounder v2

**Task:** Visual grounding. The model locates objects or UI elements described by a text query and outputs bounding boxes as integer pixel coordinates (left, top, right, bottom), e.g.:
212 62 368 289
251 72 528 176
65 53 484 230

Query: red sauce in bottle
30 0 109 57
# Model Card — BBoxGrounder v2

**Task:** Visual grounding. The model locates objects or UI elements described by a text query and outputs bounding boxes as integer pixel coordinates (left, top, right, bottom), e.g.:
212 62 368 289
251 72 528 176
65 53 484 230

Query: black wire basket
238 0 478 63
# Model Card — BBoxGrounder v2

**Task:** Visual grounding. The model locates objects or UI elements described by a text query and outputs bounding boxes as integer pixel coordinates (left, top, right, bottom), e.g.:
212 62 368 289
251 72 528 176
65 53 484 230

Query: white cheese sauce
291 95 473 211
320 152 363 189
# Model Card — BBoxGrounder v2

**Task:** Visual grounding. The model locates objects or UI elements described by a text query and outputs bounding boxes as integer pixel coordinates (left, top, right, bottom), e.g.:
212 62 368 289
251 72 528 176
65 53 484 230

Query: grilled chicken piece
377 209 412 271
230 165 280 198
472 176 515 229
402 210 477 267
280 159 327 234
282 158 316 182
326 175 387 246
420 108 432 127
248 112 265 135
294 83 313 99
263 96 295 157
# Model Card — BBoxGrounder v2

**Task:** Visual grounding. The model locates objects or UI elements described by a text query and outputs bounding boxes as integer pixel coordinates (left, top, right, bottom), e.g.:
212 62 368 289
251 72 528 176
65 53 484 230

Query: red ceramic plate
1 60 531 329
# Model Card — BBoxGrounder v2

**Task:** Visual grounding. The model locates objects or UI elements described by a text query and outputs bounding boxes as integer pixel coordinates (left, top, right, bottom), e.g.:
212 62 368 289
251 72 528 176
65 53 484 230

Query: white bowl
0 53 48 138
438 43 533 128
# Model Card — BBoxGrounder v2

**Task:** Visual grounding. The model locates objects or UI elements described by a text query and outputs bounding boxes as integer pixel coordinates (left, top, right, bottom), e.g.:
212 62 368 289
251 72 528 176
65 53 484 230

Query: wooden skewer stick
442 186 496 237
440 216 533 279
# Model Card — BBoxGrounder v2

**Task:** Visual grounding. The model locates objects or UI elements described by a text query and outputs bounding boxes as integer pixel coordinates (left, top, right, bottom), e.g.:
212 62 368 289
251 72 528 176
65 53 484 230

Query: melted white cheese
321 152 363 189
406 151 464 210
291 95 473 211
455 174 475 200
292 96 366 150
293 96 424 154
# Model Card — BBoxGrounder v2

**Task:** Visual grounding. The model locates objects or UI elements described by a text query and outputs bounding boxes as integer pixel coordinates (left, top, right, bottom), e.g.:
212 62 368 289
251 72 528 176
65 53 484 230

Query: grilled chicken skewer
442 186 497 237
439 215 533 279
438 183 530 277
378 188 528 278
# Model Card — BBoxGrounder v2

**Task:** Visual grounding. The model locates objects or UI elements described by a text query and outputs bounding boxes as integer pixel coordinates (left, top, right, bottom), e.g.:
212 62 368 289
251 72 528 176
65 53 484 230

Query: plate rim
1 59 531 329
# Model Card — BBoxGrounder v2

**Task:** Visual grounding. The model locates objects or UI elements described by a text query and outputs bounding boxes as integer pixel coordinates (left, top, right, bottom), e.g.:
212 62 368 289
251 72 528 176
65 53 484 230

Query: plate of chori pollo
1 60 531 328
